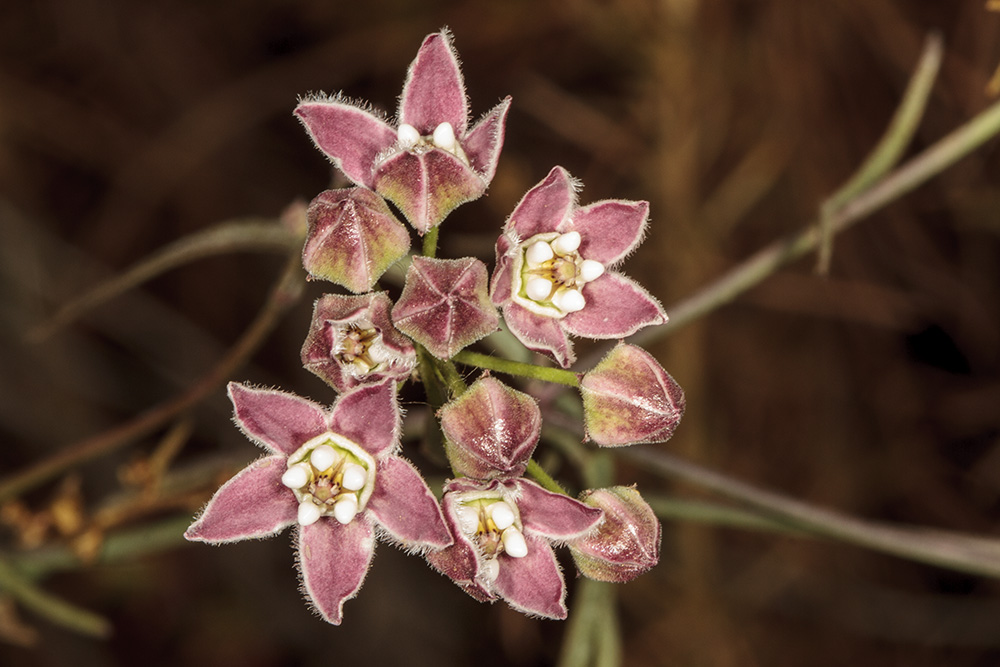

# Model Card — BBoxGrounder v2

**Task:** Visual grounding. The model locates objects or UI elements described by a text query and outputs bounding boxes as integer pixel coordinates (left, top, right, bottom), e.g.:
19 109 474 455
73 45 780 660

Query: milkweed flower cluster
186 28 685 624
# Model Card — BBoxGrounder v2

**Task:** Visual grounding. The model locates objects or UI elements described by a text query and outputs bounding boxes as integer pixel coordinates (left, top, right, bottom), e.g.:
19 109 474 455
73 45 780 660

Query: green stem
28 219 300 342
422 226 439 258
0 558 111 637
526 459 568 495
622 446 1000 579
558 578 621 667
590 93 1000 366
817 33 943 272
453 350 580 387
0 253 306 504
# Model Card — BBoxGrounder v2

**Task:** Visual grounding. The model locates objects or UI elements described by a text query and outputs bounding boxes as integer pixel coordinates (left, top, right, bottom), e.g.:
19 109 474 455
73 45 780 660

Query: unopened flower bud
570 486 660 583
580 343 685 446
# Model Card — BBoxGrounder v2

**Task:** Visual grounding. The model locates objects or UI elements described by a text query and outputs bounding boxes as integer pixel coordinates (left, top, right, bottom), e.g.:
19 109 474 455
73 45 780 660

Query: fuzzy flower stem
422 225 439 258
0 557 111 638
525 459 567 496
452 350 580 387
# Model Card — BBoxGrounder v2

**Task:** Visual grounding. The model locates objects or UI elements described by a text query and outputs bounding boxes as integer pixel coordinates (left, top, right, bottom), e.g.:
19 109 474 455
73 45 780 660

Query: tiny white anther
482 558 500 582
553 288 586 313
552 231 581 255
457 506 480 536
501 527 528 558
341 464 368 492
525 240 554 266
579 259 605 283
525 277 553 302
432 122 457 151
398 123 420 149
490 502 516 531
281 464 310 490
333 495 359 525
298 501 322 526
310 445 337 472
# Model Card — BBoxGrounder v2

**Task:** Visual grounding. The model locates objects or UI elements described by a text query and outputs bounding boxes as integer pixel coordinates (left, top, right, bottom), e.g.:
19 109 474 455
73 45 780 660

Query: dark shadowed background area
2 1 1000 665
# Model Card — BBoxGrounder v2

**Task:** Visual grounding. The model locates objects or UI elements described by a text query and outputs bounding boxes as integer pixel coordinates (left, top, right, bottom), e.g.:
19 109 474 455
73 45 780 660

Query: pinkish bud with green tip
301 292 416 393
570 486 661 583
391 256 499 360
580 343 685 446
302 187 410 293
295 29 510 234
438 376 541 479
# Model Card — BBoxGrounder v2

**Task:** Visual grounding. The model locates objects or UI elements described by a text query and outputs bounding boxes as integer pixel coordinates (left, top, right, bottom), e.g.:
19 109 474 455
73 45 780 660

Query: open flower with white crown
184 380 451 625
295 29 510 234
490 166 667 367
427 375 603 618
428 477 603 619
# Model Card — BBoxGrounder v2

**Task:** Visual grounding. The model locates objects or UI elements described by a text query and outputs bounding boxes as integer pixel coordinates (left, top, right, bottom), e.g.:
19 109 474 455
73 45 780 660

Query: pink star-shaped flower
295 29 510 234
490 166 667 367
427 376 603 618
185 381 451 625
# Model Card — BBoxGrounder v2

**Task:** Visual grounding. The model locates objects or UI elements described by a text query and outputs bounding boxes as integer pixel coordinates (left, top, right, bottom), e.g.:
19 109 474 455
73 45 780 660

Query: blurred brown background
2 1 1000 665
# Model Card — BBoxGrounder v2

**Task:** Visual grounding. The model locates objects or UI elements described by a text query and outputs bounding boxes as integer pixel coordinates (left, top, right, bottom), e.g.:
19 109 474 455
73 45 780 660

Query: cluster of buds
186 29 685 624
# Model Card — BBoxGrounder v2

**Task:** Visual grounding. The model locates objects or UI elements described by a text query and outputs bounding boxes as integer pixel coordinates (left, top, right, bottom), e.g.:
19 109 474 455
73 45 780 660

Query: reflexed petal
570 486 661 582
488 233 517 306
516 479 603 541
504 166 576 240
294 100 396 188
185 456 295 543
493 535 567 619
564 199 649 267
298 520 375 625
426 492 495 602
374 149 486 234
439 376 541 478
502 303 576 368
302 188 411 293
399 30 468 135
580 344 685 446
560 272 666 339
228 383 328 455
366 456 451 549
391 256 498 359
463 97 511 181
328 380 400 457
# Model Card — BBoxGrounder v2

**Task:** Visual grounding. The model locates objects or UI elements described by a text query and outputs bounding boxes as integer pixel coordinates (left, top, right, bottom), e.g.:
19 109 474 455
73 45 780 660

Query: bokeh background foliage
2 1 1000 665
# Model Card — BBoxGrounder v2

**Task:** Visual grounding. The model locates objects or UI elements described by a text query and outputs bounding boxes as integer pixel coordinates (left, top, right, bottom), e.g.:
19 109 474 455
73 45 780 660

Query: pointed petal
494 536 567 619
502 303 575 368
580 344 685 446
328 380 400 457
399 30 468 135
463 97 511 182
440 376 541 478
228 383 328 456
294 100 396 188
366 455 452 549
391 256 498 359
374 149 486 233
570 486 661 582
298 519 375 625
505 166 576 240
560 272 666 339
563 199 649 266
302 188 411 293
516 479 603 541
185 455 295 543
